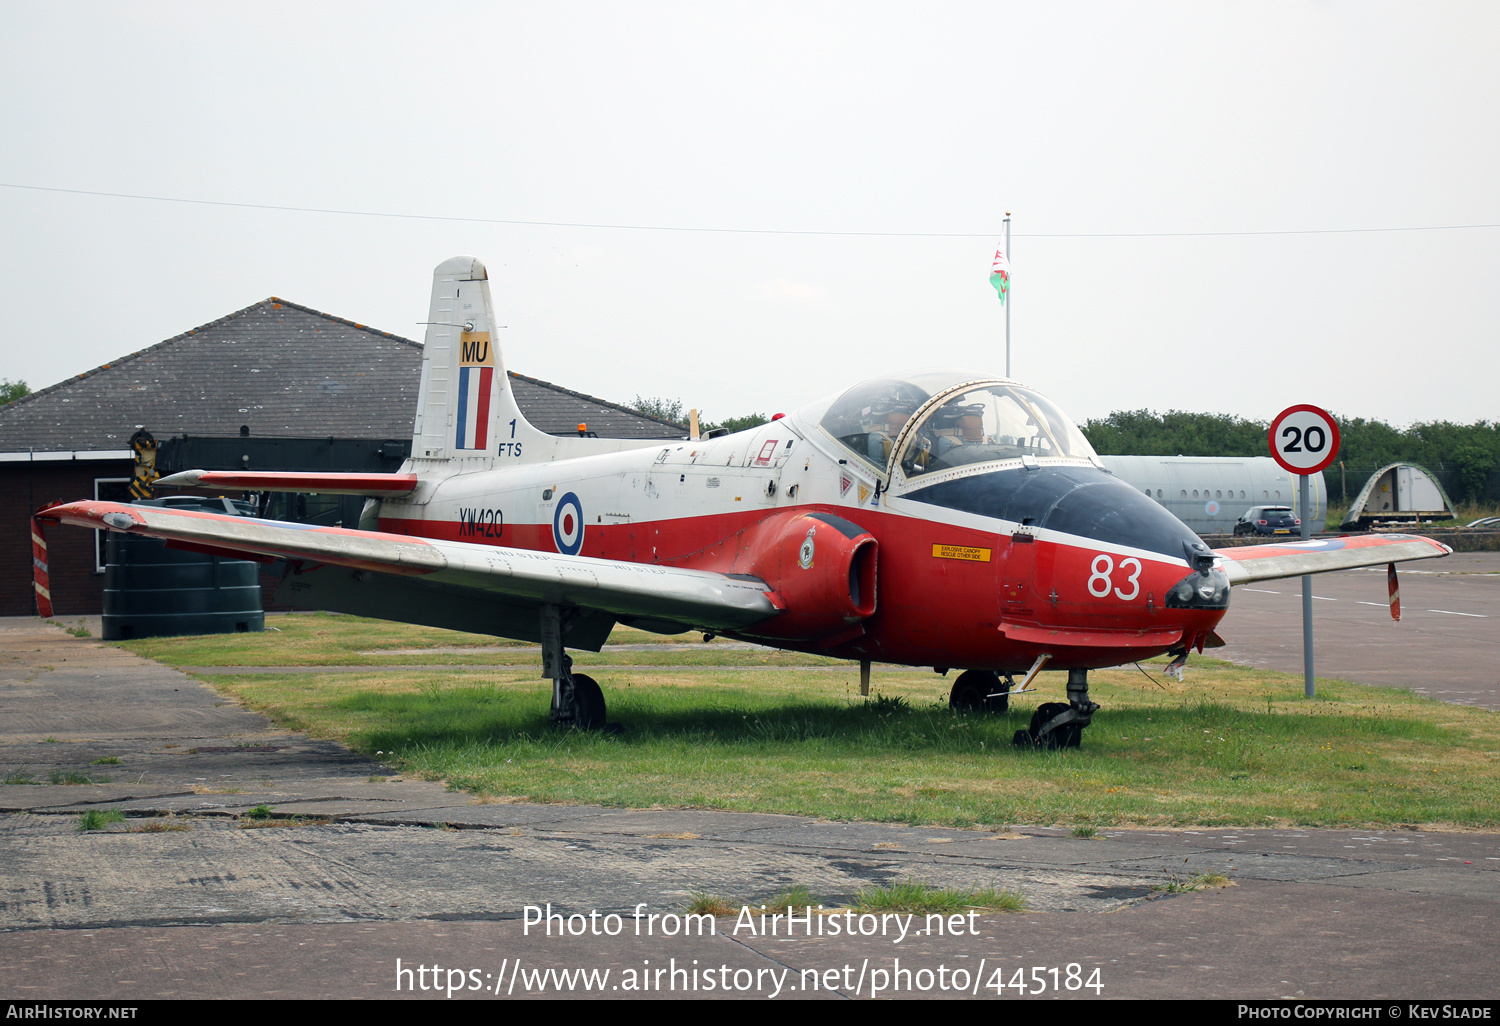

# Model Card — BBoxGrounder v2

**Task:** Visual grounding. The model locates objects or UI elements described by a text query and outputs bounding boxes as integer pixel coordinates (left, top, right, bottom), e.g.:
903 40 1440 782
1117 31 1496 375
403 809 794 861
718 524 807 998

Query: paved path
1216 551 1500 709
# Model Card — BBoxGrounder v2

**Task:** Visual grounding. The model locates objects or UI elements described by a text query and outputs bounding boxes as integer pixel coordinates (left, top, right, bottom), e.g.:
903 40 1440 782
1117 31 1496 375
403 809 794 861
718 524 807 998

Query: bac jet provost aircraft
39 256 1452 748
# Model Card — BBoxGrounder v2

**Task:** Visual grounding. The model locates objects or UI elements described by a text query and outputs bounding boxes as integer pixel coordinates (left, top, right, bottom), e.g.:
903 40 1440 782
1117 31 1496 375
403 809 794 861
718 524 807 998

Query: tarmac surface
1215 551 1500 710
2 555 1498 1000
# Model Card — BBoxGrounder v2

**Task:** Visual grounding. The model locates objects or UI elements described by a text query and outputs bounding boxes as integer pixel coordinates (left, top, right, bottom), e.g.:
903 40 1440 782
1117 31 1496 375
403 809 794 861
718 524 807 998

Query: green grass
50 770 108 785
116 612 820 668
684 892 739 916
851 881 1026 914
121 614 1500 830
239 815 325 829
1156 870 1234 893
760 884 823 911
131 817 191 833
76 810 125 831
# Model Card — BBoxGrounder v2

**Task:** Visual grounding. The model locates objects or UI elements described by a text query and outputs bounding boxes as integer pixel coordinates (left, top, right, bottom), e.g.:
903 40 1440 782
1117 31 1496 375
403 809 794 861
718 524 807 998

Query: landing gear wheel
949 670 1009 714
568 673 606 730
1024 701 1082 749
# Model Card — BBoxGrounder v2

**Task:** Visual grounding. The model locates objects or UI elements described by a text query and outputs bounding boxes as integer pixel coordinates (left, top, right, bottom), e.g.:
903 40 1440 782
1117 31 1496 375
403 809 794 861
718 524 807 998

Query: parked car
1233 505 1301 536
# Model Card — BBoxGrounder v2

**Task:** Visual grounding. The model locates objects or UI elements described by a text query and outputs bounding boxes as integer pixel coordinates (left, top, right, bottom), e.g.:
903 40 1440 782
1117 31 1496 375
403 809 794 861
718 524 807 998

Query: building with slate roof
2 298 683 615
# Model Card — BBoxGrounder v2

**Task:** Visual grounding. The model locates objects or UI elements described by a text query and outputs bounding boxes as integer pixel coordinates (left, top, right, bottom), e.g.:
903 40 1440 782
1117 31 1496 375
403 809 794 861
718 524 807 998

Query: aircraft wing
1213 533 1451 586
37 501 780 641
154 470 418 496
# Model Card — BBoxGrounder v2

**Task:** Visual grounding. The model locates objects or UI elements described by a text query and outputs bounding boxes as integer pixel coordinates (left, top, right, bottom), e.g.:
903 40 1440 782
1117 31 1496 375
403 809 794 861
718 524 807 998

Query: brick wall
0 460 133 615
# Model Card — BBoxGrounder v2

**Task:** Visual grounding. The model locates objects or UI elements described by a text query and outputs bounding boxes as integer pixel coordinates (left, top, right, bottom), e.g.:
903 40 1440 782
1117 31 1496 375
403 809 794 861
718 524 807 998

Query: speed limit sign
1269 404 1340 475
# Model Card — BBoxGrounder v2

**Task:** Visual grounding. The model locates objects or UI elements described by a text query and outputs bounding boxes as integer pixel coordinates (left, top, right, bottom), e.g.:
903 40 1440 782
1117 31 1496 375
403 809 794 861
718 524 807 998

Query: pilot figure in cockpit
927 402 983 456
865 397 917 464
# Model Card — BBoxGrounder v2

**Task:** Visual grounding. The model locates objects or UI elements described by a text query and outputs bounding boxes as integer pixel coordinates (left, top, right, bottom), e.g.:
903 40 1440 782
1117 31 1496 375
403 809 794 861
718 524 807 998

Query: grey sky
2 1 1496 431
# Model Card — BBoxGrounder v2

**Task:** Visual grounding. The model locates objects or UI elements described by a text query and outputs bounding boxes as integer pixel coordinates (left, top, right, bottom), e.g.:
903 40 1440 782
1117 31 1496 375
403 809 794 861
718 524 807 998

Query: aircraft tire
1028 702 1082 749
569 673 607 730
949 670 1009 714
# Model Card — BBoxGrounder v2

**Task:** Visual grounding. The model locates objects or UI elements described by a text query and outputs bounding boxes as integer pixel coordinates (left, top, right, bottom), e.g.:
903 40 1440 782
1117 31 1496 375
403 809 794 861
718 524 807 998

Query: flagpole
1004 213 1012 378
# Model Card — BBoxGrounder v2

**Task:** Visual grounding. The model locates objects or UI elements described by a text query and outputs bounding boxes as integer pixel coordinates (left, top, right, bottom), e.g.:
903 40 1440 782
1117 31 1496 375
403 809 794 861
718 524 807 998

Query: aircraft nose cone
1166 566 1231 610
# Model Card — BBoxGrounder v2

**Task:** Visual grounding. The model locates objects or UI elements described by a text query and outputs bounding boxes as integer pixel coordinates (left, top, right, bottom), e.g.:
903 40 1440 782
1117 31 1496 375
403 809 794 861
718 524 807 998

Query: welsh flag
989 243 1010 305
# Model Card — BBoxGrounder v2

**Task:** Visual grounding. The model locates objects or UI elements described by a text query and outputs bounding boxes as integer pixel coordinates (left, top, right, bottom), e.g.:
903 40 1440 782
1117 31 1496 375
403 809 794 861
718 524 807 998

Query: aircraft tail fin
410 256 550 463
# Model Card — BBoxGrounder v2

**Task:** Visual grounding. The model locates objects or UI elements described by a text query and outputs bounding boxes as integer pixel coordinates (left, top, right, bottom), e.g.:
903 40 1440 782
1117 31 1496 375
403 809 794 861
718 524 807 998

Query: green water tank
101 496 265 640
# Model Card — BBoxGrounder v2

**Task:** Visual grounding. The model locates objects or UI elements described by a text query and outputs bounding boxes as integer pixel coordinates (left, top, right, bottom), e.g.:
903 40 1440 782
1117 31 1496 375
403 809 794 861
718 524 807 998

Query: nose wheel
1012 668 1098 749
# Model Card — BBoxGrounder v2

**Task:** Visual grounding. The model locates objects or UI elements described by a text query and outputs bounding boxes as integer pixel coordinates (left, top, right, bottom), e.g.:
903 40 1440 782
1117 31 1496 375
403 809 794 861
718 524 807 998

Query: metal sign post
1269 405 1342 698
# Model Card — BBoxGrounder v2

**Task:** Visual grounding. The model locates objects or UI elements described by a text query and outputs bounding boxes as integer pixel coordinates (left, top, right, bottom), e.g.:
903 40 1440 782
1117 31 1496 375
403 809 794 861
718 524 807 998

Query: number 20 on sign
1269 404 1341 477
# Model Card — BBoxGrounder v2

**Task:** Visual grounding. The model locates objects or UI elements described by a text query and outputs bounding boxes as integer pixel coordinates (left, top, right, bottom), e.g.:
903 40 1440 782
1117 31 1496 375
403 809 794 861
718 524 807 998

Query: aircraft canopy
814 374 1097 476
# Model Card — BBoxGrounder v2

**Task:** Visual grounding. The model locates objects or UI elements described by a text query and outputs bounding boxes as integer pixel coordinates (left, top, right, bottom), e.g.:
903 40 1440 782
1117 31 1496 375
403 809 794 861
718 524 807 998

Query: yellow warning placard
932 544 992 562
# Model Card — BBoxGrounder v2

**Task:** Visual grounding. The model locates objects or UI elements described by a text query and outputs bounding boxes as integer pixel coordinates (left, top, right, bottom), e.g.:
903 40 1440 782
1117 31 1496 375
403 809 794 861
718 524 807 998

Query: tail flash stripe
455 366 471 448
474 367 493 449
453 366 494 451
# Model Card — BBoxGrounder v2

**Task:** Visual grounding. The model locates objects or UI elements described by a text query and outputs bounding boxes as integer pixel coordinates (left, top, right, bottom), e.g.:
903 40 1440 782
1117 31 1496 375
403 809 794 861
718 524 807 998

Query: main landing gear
541 604 607 730
948 669 1012 714
551 657 606 730
1012 668 1099 749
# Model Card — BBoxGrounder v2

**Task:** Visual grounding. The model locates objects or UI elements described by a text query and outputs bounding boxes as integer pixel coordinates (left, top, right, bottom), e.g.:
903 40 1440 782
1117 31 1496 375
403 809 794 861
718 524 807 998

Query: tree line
630 395 768 436
1081 409 1500 503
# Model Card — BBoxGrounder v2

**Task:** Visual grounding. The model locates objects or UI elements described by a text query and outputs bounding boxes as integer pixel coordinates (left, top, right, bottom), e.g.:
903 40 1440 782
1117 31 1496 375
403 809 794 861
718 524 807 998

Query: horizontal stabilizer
155 470 418 496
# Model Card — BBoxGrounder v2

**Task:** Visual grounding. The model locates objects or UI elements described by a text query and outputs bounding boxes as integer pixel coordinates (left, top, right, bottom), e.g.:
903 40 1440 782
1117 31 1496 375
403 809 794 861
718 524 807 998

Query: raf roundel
552 492 584 555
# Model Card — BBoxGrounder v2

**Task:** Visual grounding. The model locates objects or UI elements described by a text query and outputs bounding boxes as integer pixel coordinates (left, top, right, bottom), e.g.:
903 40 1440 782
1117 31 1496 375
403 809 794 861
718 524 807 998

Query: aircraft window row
819 379 1097 474
1178 489 1250 500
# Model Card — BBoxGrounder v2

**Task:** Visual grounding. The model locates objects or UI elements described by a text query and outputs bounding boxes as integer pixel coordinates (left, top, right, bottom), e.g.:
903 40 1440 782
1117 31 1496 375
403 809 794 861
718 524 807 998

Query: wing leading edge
154 470 418 496
1213 533 1451 585
38 501 780 639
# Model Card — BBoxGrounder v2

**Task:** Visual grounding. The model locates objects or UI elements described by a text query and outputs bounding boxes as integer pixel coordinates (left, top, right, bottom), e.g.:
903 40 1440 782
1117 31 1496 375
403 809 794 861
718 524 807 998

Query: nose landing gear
1012 668 1098 749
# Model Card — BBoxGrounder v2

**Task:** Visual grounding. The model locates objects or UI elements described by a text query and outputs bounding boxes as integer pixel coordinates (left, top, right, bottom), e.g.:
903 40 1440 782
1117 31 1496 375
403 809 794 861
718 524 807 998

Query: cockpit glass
818 378 935 469
898 384 1097 477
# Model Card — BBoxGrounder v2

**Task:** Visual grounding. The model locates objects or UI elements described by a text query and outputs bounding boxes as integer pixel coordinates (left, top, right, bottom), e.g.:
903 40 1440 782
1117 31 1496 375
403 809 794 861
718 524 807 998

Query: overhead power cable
4 181 1498 239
